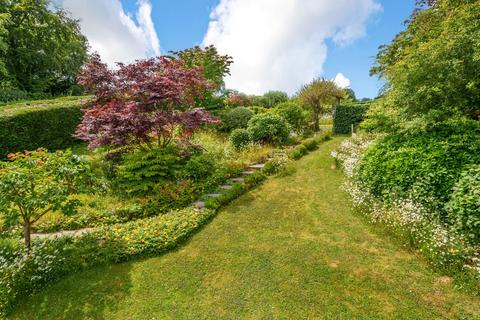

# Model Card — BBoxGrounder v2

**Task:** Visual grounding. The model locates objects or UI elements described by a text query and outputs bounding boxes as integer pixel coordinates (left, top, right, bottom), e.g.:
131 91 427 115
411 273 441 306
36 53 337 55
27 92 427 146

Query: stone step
241 171 255 175
248 164 265 170
193 201 205 209
230 177 244 182
207 193 221 198
220 185 232 190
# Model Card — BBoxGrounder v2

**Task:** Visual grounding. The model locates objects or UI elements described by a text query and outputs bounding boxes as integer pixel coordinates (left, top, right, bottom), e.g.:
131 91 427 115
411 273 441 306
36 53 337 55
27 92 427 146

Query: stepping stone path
193 201 206 209
207 193 221 198
192 161 269 210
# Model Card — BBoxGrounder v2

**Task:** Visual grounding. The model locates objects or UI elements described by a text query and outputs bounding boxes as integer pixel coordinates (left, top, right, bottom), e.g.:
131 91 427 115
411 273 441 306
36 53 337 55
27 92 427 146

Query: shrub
446 165 480 244
261 91 289 108
221 107 254 131
182 153 217 181
0 89 53 104
247 106 268 114
333 103 369 134
0 97 84 158
247 113 290 145
291 144 308 160
273 101 308 133
116 146 182 196
262 152 289 175
205 183 248 210
244 171 267 188
0 149 94 250
302 138 319 151
230 129 251 151
356 119 480 216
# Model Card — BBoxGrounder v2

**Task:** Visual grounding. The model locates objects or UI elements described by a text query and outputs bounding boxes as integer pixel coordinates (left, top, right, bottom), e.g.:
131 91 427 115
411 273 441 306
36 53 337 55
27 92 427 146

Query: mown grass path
11 137 480 319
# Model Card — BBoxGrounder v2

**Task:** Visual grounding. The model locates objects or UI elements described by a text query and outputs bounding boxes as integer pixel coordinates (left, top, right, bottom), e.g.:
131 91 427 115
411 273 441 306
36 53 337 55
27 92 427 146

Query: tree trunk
23 221 31 252
313 111 320 131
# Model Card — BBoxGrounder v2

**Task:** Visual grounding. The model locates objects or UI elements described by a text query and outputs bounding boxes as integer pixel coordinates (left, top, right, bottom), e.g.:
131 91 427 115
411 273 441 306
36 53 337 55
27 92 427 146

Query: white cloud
61 0 160 66
203 0 381 95
334 73 351 88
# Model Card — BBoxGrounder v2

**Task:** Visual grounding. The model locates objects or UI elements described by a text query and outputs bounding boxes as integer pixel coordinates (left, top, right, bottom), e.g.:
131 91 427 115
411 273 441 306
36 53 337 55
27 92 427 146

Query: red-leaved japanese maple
75 54 220 149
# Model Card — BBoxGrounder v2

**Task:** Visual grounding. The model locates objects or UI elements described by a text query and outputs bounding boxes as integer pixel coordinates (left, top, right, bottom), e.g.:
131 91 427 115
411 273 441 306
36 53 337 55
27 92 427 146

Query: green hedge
0 97 85 158
333 103 369 134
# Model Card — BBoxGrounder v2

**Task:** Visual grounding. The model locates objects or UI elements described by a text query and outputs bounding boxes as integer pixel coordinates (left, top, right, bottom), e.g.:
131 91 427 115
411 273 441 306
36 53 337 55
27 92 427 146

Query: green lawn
11 137 480 319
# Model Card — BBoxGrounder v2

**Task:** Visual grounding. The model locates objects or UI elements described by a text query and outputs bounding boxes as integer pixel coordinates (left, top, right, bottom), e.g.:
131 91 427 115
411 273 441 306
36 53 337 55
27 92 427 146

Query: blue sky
63 0 416 99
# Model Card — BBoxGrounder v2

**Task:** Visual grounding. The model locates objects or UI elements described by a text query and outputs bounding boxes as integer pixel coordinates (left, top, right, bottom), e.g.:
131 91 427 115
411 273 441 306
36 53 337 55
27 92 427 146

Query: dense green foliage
116 146 182 196
370 0 480 127
0 149 92 249
182 153 216 182
10 138 480 320
0 0 88 95
291 144 308 160
247 113 290 145
446 165 480 243
333 103 369 134
273 101 308 133
258 91 289 108
298 78 344 130
0 97 84 158
357 119 480 219
220 107 253 131
0 207 216 317
170 45 233 108
229 128 251 151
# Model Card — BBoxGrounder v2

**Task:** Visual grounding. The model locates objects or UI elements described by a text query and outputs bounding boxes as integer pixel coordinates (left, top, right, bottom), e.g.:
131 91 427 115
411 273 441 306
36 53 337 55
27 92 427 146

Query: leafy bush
181 153 217 181
247 113 290 145
356 119 480 216
260 91 289 108
302 138 319 151
0 149 94 250
262 152 289 175
333 135 479 275
291 144 308 160
446 165 480 244
244 171 267 188
333 103 369 134
273 101 308 133
248 106 268 114
0 207 216 317
0 88 29 104
221 107 253 131
116 146 182 195
204 183 248 210
0 97 84 158
230 129 251 150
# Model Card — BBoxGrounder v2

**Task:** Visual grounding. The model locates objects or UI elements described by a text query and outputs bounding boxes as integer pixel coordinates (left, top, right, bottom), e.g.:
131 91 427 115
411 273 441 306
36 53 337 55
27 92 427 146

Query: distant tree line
0 0 89 98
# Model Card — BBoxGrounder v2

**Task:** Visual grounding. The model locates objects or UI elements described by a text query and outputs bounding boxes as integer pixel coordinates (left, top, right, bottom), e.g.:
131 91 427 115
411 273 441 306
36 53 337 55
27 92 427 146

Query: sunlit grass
10 137 480 319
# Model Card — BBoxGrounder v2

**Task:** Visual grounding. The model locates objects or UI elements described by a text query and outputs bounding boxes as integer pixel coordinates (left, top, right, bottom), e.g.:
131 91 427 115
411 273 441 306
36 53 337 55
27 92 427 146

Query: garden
1 0 479 318
0 13 342 314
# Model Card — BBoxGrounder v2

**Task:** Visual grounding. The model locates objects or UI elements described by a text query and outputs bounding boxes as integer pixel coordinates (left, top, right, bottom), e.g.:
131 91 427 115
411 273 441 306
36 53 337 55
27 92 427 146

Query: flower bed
332 135 480 280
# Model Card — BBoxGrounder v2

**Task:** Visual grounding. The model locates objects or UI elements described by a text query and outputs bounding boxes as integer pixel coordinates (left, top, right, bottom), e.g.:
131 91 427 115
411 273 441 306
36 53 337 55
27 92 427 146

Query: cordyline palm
298 78 345 130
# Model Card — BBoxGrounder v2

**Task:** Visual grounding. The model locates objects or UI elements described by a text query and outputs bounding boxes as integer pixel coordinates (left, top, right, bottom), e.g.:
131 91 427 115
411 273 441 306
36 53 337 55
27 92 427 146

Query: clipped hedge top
0 96 89 118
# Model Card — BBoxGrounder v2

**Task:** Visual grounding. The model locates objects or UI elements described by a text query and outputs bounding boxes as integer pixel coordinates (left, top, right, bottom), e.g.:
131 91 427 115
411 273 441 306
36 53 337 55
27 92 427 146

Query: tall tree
370 0 480 126
75 54 220 150
298 78 344 130
170 45 233 108
0 0 89 94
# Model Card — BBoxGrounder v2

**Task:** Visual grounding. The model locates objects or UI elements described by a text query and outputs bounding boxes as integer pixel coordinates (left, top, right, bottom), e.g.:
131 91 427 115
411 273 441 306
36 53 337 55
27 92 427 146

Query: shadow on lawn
12 263 134 320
